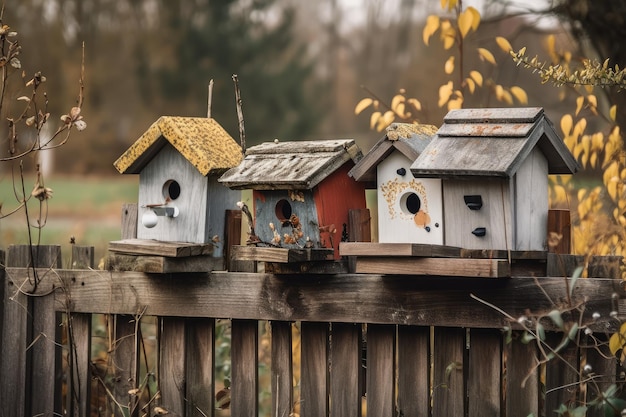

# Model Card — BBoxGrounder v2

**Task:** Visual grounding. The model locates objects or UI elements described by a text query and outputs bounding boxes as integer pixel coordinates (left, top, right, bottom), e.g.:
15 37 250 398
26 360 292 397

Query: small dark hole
405 193 421 214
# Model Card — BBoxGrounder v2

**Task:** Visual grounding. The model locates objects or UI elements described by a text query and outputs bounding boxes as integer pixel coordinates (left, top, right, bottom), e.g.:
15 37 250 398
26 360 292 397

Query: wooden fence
0 241 624 416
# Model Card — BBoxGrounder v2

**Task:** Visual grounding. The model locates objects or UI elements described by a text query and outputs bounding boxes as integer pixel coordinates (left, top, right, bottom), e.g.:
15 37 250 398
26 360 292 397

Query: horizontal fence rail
1 244 625 417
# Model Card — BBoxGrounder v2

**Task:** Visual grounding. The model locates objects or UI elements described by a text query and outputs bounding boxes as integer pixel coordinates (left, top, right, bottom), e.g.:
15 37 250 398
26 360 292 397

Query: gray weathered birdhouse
219 139 367 259
410 107 579 251
349 123 443 244
113 116 242 257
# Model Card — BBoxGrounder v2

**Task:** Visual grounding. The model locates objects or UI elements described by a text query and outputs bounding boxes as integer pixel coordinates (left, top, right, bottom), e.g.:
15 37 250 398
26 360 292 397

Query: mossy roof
114 116 242 176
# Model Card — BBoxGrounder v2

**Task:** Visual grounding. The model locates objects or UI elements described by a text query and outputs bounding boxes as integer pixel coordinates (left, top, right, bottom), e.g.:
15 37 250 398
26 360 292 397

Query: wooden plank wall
0 245 623 416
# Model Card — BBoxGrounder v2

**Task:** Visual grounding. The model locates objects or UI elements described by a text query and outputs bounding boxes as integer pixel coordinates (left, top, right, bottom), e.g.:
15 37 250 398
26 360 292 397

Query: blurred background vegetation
0 0 624 257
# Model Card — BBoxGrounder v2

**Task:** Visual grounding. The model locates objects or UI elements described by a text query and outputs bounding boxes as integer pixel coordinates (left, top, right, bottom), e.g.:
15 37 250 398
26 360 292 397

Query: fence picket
159 317 186 415
397 325 430 417
468 329 502 417
67 245 94 417
505 332 540 417
271 321 293 417
186 318 216 417
366 324 395 417
300 322 329 417
231 319 259 417
432 327 465 417
330 323 362 417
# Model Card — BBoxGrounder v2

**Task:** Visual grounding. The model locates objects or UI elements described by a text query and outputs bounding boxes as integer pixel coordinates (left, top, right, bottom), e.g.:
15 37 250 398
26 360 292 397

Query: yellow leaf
553 184 567 204
575 96 584 116
501 90 513 105
444 56 455 74
587 94 597 109
467 6 481 30
466 77 475 93
423 15 440 46
577 188 587 201
590 152 597 169
377 110 395 132
438 81 453 107
546 34 557 62
391 94 405 112
495 36 512 53
407 98 422 111
510 86 528 104
447 97 463 110
561 114 574 136
494 84 504 100
370 111 381 130
355 98 373 115
442 27 456 50
610 105 617 122
469 70 483 86
477 48 496 65
573 118 587 137
458 9 474 38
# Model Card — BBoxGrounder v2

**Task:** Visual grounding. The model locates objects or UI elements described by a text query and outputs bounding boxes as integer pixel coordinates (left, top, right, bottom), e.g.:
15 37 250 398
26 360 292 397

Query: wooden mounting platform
107 238 219 273
232 245 334 264
339 243 548 278
109 239 214 257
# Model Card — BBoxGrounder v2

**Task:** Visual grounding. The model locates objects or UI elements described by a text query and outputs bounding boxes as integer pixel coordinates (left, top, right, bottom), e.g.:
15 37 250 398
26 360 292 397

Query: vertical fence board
545 332 579 415
505 332 539 417
271 321 293 417
159 317 186 416
109 314 140 416
186 318 215 417
468 329 501 417
366 324 395 417
300 322 329 417
432 327 465 417
2 247 29 417
231 319 259 417
0 248 4 357
330 323 362 417
67 246 94 417
398 325 430 417
2 245 61 417
584 335 616 417
122 203 138 240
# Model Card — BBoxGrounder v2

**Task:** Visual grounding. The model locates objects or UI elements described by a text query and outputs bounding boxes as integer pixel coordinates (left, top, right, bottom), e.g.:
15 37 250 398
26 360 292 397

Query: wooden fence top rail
5 267 623 331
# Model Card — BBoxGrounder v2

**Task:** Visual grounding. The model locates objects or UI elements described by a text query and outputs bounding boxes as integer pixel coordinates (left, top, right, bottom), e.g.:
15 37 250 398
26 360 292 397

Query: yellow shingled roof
114 116 243 176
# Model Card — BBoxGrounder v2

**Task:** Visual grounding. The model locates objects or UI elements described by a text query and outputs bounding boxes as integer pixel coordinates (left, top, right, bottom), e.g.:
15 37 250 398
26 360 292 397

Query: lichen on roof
114 116 243 176
386 123 438 141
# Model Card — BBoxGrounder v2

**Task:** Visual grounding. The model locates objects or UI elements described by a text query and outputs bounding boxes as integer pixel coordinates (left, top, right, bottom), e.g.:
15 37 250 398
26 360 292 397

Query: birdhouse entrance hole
275 199 293 222
400 192 421 215
163 180 181 201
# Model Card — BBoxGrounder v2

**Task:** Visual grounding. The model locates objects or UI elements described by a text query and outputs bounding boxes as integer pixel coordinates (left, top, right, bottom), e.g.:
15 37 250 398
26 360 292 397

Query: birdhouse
348 123 443 244
113 116 243 258
219 139 367 260
410 107 579 251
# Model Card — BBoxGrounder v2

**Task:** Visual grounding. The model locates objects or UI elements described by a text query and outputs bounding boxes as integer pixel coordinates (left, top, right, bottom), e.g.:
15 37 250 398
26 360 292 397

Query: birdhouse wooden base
107 239 221 273
340 242 549 278
231 245 344 274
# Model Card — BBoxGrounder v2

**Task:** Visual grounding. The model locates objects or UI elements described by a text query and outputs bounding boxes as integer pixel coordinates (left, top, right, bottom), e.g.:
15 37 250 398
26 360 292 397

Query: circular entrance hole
275 199 293 222
163 180 181 201
400 192 421 215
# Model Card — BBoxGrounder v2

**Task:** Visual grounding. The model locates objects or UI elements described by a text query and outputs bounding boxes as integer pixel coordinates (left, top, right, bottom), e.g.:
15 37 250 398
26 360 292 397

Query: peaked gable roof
349 123 437 184
410 107 579 178
114 116 243 176
219 139 363 190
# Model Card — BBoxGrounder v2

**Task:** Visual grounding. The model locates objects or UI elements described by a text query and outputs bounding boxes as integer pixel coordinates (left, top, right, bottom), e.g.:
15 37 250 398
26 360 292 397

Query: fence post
1 244 62 417
67 245 94 417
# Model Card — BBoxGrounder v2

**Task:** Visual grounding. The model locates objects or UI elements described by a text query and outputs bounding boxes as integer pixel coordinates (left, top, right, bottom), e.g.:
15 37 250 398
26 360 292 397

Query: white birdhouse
349 123 443 244
113 116 242 257
410 107 579 251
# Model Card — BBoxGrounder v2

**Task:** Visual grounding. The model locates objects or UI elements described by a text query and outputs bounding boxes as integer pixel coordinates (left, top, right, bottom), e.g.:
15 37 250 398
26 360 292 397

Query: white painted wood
377 151 443 244
206 174 240 257
513 147 549 251
443 179 513 250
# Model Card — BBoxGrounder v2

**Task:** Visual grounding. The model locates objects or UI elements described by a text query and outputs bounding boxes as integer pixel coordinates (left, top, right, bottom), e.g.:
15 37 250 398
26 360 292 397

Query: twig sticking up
207 79 214 119
232 74 246 154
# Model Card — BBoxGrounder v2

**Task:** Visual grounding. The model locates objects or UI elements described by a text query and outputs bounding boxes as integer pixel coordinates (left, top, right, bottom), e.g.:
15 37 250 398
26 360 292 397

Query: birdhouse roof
348 123 437 183
410 107 579 178
219 139 363 190
114 116 243 176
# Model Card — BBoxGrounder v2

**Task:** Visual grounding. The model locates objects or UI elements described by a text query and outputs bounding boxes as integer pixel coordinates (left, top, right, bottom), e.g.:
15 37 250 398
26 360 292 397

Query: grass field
0 174 139 265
